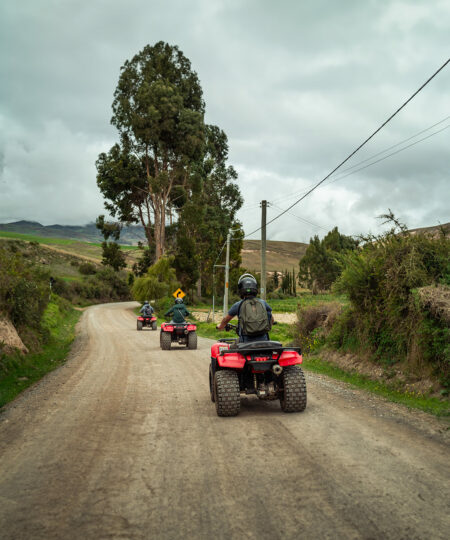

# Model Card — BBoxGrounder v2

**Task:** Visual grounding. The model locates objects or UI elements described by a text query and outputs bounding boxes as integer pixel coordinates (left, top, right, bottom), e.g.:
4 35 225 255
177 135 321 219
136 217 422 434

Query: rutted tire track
0 302 448 539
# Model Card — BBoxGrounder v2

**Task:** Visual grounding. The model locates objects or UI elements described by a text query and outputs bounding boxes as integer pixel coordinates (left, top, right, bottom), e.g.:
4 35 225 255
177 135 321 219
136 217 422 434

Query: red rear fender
279 350 303 366
211 342 230 358
217 352 246 369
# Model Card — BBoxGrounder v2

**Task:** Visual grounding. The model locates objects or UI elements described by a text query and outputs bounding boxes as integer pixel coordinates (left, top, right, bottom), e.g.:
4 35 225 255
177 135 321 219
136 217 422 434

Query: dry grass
242 239 307 272
417 284 450 324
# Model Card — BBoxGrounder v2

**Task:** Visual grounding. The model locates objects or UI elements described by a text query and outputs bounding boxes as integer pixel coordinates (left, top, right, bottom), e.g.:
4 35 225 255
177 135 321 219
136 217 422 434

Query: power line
269 114 450 206
244 57 450 238
323 124 450 187
270 203 329 232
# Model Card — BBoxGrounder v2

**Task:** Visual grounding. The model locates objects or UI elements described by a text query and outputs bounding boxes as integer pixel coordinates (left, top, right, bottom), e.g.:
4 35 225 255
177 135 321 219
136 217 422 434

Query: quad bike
209 324 306 417
137 314 157 331
160 321 197 350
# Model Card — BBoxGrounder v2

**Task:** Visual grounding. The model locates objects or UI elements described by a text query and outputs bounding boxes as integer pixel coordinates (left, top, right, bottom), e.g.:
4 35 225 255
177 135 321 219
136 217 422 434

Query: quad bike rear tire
214 370 240 417
280 366 307 412
152 321 157 330
209 365 215 402
137 321 143 331
161 331 172 350
187 332 197 350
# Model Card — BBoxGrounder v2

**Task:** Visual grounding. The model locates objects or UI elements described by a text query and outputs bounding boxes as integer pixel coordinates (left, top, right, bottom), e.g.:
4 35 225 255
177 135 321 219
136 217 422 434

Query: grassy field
192 293 349 314
0 230 139 268
0 301 81 408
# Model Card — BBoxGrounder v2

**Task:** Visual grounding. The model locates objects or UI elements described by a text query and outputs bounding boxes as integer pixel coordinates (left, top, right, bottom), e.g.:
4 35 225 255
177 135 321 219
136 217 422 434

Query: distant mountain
0 220 146 245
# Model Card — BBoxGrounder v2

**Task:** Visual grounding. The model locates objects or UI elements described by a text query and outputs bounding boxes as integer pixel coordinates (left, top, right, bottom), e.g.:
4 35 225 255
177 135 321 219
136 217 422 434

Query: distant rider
140 300 154 317
165 298 190 323
216 273 274 343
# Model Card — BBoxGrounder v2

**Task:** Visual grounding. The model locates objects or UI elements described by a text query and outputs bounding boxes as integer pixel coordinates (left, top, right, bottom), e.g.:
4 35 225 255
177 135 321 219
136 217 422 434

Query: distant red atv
137 315 157 331
209 324 306 416
160 321 197 350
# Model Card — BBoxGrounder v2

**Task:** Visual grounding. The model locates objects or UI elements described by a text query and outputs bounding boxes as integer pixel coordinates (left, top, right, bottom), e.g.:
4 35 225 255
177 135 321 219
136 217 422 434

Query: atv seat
230 340 282 350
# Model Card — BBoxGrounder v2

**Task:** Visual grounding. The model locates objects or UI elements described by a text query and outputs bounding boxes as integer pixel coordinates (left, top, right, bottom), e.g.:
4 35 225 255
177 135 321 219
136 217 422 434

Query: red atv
209 324 306 416
137 315 157 331
160 322 198 350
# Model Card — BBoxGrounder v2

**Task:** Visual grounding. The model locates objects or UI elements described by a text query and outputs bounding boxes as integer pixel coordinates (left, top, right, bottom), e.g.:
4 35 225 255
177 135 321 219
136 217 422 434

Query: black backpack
238 298 270 336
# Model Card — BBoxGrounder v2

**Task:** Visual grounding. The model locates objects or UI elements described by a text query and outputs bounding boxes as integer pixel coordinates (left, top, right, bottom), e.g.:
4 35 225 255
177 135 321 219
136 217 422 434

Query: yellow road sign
173 288 186 299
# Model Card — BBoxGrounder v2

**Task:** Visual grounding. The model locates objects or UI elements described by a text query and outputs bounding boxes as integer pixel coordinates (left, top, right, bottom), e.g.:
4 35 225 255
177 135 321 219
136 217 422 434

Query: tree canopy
298 227 359 291
96 42 243 296
97 42 205 259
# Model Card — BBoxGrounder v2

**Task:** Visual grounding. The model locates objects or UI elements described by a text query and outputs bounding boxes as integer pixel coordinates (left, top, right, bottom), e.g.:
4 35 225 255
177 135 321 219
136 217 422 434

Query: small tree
298 228 358 291
132 256 179 310
96 215 126 271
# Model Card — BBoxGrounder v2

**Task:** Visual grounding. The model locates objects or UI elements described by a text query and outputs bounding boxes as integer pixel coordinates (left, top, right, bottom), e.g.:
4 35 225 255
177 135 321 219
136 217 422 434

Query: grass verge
0 303 81 409
304 352 449 417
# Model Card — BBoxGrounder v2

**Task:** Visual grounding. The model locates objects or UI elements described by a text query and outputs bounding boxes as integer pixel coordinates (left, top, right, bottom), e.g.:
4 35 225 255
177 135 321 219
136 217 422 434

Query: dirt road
0 302 448 540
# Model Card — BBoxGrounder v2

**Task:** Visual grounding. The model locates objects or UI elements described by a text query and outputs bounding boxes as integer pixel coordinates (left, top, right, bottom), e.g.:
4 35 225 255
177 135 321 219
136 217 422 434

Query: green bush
132 256 179 306
0 245 49 329
79 262 97 275
332 217 449 385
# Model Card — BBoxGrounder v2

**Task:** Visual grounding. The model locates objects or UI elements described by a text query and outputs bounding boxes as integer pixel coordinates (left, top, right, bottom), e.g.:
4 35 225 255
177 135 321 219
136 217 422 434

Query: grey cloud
0 0 448 238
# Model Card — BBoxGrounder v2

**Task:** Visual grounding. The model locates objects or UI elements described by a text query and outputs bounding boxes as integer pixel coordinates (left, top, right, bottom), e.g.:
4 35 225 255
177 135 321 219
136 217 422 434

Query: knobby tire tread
280 366 307 412
215 370 240 417
161 331 172 350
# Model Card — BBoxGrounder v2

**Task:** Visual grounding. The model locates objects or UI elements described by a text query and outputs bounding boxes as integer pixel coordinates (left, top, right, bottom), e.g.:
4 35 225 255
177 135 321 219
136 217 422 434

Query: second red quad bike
137 315 157 331
160 322 197 350
209 324 306 416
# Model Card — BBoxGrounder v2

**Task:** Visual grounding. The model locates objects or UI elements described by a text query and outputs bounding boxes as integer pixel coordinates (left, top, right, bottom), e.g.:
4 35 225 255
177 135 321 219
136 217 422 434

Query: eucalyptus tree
97 42 205 258
174 125 243 293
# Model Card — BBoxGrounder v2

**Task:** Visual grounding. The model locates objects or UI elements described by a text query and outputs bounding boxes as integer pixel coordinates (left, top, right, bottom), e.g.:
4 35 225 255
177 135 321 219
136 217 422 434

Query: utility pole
223 231 231 316
261 200 267 300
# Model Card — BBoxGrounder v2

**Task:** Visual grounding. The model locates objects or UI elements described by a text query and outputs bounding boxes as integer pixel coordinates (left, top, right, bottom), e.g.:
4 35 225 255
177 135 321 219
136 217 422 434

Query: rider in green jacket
165 298 190 323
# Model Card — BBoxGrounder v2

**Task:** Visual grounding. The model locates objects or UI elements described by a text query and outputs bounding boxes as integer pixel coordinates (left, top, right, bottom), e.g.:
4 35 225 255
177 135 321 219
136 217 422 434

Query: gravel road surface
0 302 448 540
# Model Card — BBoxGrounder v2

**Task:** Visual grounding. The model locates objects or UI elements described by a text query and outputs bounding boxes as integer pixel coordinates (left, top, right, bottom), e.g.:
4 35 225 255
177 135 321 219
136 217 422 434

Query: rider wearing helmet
165 297 190 323
216 273 274 342
140 300 154 317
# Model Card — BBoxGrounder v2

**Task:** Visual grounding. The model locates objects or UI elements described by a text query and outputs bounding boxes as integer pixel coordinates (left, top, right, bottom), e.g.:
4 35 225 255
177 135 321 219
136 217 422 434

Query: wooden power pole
261 200 267 300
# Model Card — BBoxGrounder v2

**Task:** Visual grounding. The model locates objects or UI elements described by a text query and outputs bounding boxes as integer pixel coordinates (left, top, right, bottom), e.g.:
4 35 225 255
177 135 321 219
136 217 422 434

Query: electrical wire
244 57 450 238
270 203 329 232
269 114 450 206
323 124 450 188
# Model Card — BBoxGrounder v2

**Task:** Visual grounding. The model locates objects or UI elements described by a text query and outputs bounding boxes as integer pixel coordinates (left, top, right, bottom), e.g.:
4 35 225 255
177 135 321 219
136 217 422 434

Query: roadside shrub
79 262 97 275
132 256 179 307
295 302 342 352
332 214 450 385
51 277 70 297
0 244 51 349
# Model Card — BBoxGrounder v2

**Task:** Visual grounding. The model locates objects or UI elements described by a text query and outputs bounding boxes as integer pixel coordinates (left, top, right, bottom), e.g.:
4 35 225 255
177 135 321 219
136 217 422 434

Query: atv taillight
254 356 269 362
138 317 144 321
164 325 174 331
187 324 197 331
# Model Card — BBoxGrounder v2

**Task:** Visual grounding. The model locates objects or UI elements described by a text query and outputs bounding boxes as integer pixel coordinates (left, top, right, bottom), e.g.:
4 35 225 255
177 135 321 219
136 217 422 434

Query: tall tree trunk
154 204 162 259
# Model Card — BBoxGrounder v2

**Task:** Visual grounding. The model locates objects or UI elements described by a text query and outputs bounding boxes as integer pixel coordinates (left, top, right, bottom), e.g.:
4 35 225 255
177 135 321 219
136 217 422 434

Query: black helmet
175 298 183 304
237 273 258 298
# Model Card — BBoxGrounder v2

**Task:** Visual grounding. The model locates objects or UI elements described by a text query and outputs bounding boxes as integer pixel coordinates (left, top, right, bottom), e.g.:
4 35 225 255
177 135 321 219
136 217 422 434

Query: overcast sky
1 0 449 242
